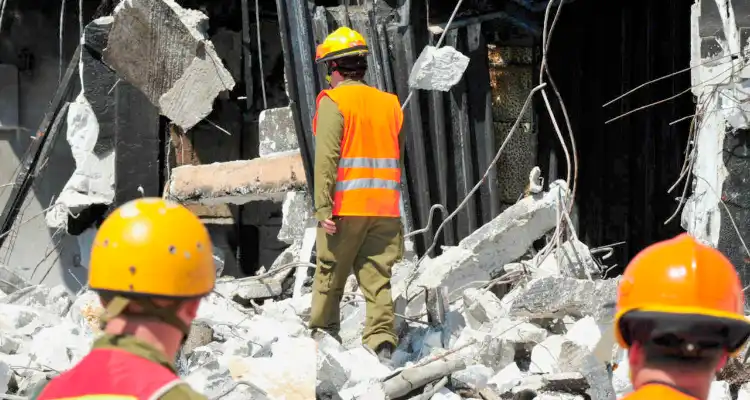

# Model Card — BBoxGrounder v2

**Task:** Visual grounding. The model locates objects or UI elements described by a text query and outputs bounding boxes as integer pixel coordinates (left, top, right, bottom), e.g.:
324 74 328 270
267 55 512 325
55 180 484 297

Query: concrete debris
12 173 636 399
400 180 569 316
709 380 731 400
259 107 300 157
408 45 471 92
165 151 307 205
277 191 314 245
509 275 620 323
104 0 236 130
45 93 115 230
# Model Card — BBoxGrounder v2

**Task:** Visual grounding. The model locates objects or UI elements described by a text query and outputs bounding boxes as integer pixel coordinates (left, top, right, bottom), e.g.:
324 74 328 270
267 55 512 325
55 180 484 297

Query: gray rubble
11 175 744 399
259 107 299 157
408 45 471 92
104 0 236 130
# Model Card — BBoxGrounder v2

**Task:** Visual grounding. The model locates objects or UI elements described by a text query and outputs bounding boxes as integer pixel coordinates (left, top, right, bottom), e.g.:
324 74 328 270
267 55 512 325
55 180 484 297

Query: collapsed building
0 0 750 399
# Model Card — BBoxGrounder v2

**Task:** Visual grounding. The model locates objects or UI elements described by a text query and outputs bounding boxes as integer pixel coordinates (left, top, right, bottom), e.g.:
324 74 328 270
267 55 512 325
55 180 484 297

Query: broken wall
683 0 750 289
0 7 90 291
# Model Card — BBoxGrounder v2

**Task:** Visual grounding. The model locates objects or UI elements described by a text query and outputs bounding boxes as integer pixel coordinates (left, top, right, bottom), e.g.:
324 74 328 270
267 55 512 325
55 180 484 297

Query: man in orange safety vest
309 26 405 362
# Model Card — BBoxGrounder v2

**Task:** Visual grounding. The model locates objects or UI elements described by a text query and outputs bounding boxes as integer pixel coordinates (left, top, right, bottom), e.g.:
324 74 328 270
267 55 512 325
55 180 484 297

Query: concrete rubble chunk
558 341 616 400
401 180 568 314
408 45 470 92
488 363 525 395
534 393 585 400
709 381 731 400
104 0 236 130
462 288 510 328
278 191 314 244
555 239 602 279
452 364 494 390
45 93 115 230
166 152 307 205
259 107 299 157
738 381 750 400
510 276 620 323
452 328 515 371
431 388 462 400
215 277 283 302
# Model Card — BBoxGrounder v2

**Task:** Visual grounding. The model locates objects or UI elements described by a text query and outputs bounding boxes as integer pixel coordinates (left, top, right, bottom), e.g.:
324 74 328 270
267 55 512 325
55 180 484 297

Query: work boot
375 342 395 364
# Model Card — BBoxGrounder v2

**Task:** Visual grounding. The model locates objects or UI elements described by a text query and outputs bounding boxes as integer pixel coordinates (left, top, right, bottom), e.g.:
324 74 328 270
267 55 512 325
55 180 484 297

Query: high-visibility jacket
621 383 699 400
36 348 183 400
313 84 404 217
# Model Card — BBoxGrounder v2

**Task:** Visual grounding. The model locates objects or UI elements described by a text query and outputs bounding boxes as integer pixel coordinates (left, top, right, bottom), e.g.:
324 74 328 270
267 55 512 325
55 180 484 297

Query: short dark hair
640 341 723 373
331 55 368 81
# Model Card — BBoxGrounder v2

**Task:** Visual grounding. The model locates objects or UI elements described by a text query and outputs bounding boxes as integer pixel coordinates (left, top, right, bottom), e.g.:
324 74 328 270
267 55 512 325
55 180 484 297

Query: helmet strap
99 295 191 337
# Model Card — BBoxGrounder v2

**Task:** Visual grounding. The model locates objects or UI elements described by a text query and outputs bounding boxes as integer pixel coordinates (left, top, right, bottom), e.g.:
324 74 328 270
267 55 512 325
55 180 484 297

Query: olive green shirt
314 80 406 221
29 334 207 400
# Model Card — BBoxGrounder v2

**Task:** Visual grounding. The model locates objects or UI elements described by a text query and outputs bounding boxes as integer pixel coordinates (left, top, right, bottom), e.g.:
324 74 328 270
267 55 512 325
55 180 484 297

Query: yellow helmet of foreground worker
88 198 215 298
315 26 369 63
615 233 750 354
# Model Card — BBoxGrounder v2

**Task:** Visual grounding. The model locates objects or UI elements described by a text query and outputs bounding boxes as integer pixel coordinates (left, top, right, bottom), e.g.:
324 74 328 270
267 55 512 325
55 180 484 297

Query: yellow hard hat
88 198 215 299
315 26 369 63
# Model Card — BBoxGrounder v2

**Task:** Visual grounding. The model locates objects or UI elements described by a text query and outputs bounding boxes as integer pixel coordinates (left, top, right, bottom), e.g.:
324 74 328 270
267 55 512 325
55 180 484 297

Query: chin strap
99 295 191 337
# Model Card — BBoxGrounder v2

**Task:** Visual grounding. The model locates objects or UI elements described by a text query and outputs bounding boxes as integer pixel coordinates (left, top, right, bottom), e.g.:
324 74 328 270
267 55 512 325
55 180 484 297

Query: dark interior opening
536 0 694 274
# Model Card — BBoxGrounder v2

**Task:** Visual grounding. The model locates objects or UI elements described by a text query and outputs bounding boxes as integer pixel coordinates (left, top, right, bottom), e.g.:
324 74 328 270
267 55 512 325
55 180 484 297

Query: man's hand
321 218 337 235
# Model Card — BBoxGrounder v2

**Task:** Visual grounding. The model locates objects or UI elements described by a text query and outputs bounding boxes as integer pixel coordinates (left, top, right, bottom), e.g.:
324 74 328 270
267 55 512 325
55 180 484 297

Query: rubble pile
4 180 749 399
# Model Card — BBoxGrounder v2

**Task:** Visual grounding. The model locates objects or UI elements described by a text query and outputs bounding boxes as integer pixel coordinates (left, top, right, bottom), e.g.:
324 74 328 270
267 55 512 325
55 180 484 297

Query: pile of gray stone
4 179 748 399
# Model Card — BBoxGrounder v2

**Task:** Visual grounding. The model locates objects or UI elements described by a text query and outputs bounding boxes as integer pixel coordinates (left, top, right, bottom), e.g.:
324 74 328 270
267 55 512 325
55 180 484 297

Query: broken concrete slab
104 0 235 130
278 191 314 244
259 106 299 157
408 45 470 92
166 152 307 205
215 277 283 303
509 276 620 323
399 180 568 315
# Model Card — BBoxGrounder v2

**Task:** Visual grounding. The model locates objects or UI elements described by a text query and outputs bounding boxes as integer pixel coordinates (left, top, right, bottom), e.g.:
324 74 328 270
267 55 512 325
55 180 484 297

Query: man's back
622 383 699 399
30 334 206 400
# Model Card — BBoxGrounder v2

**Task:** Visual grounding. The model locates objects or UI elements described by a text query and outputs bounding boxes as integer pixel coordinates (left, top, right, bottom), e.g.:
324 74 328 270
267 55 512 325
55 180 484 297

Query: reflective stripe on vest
37 349 183 400
313 84 404 217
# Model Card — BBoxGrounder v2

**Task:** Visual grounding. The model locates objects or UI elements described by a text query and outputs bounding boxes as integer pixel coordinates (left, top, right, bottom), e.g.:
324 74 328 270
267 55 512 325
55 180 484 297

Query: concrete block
166 152 307 205
259 107 299 157
0 64 19 129
278 191 314 244
710 381 731 400
488 362 524 394
408 45 470 92
510 276 620 323
104 0 235 130
214 277 283 302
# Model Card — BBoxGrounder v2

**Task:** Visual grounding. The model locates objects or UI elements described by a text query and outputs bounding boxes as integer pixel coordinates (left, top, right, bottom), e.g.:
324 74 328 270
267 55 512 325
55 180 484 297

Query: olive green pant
309 216 403 351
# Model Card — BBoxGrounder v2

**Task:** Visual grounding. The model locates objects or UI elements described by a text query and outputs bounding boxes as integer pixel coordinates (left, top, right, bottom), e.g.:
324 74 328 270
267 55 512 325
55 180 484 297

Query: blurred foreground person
615 233 750 399
32 198 214 400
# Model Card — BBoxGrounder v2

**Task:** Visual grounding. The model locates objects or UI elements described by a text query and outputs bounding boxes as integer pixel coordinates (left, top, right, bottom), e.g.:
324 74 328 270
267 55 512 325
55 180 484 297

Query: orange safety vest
621 383 699 400
312 84 404 217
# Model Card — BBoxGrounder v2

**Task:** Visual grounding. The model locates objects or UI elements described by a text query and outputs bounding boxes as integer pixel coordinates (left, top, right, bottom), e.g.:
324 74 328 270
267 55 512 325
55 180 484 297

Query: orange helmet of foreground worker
88 198 215 334
315 26 369 63
615 233 750 356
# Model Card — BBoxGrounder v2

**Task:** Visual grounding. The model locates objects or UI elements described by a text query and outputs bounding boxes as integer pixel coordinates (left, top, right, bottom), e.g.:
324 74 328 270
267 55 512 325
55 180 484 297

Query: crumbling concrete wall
0 9 88 291
489 45 537 206
682 0 750 289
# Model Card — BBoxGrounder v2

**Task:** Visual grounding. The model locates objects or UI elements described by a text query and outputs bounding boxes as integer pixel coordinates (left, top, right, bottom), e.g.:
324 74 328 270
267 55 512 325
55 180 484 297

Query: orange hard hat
315 27 368 63
615 233 750 353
